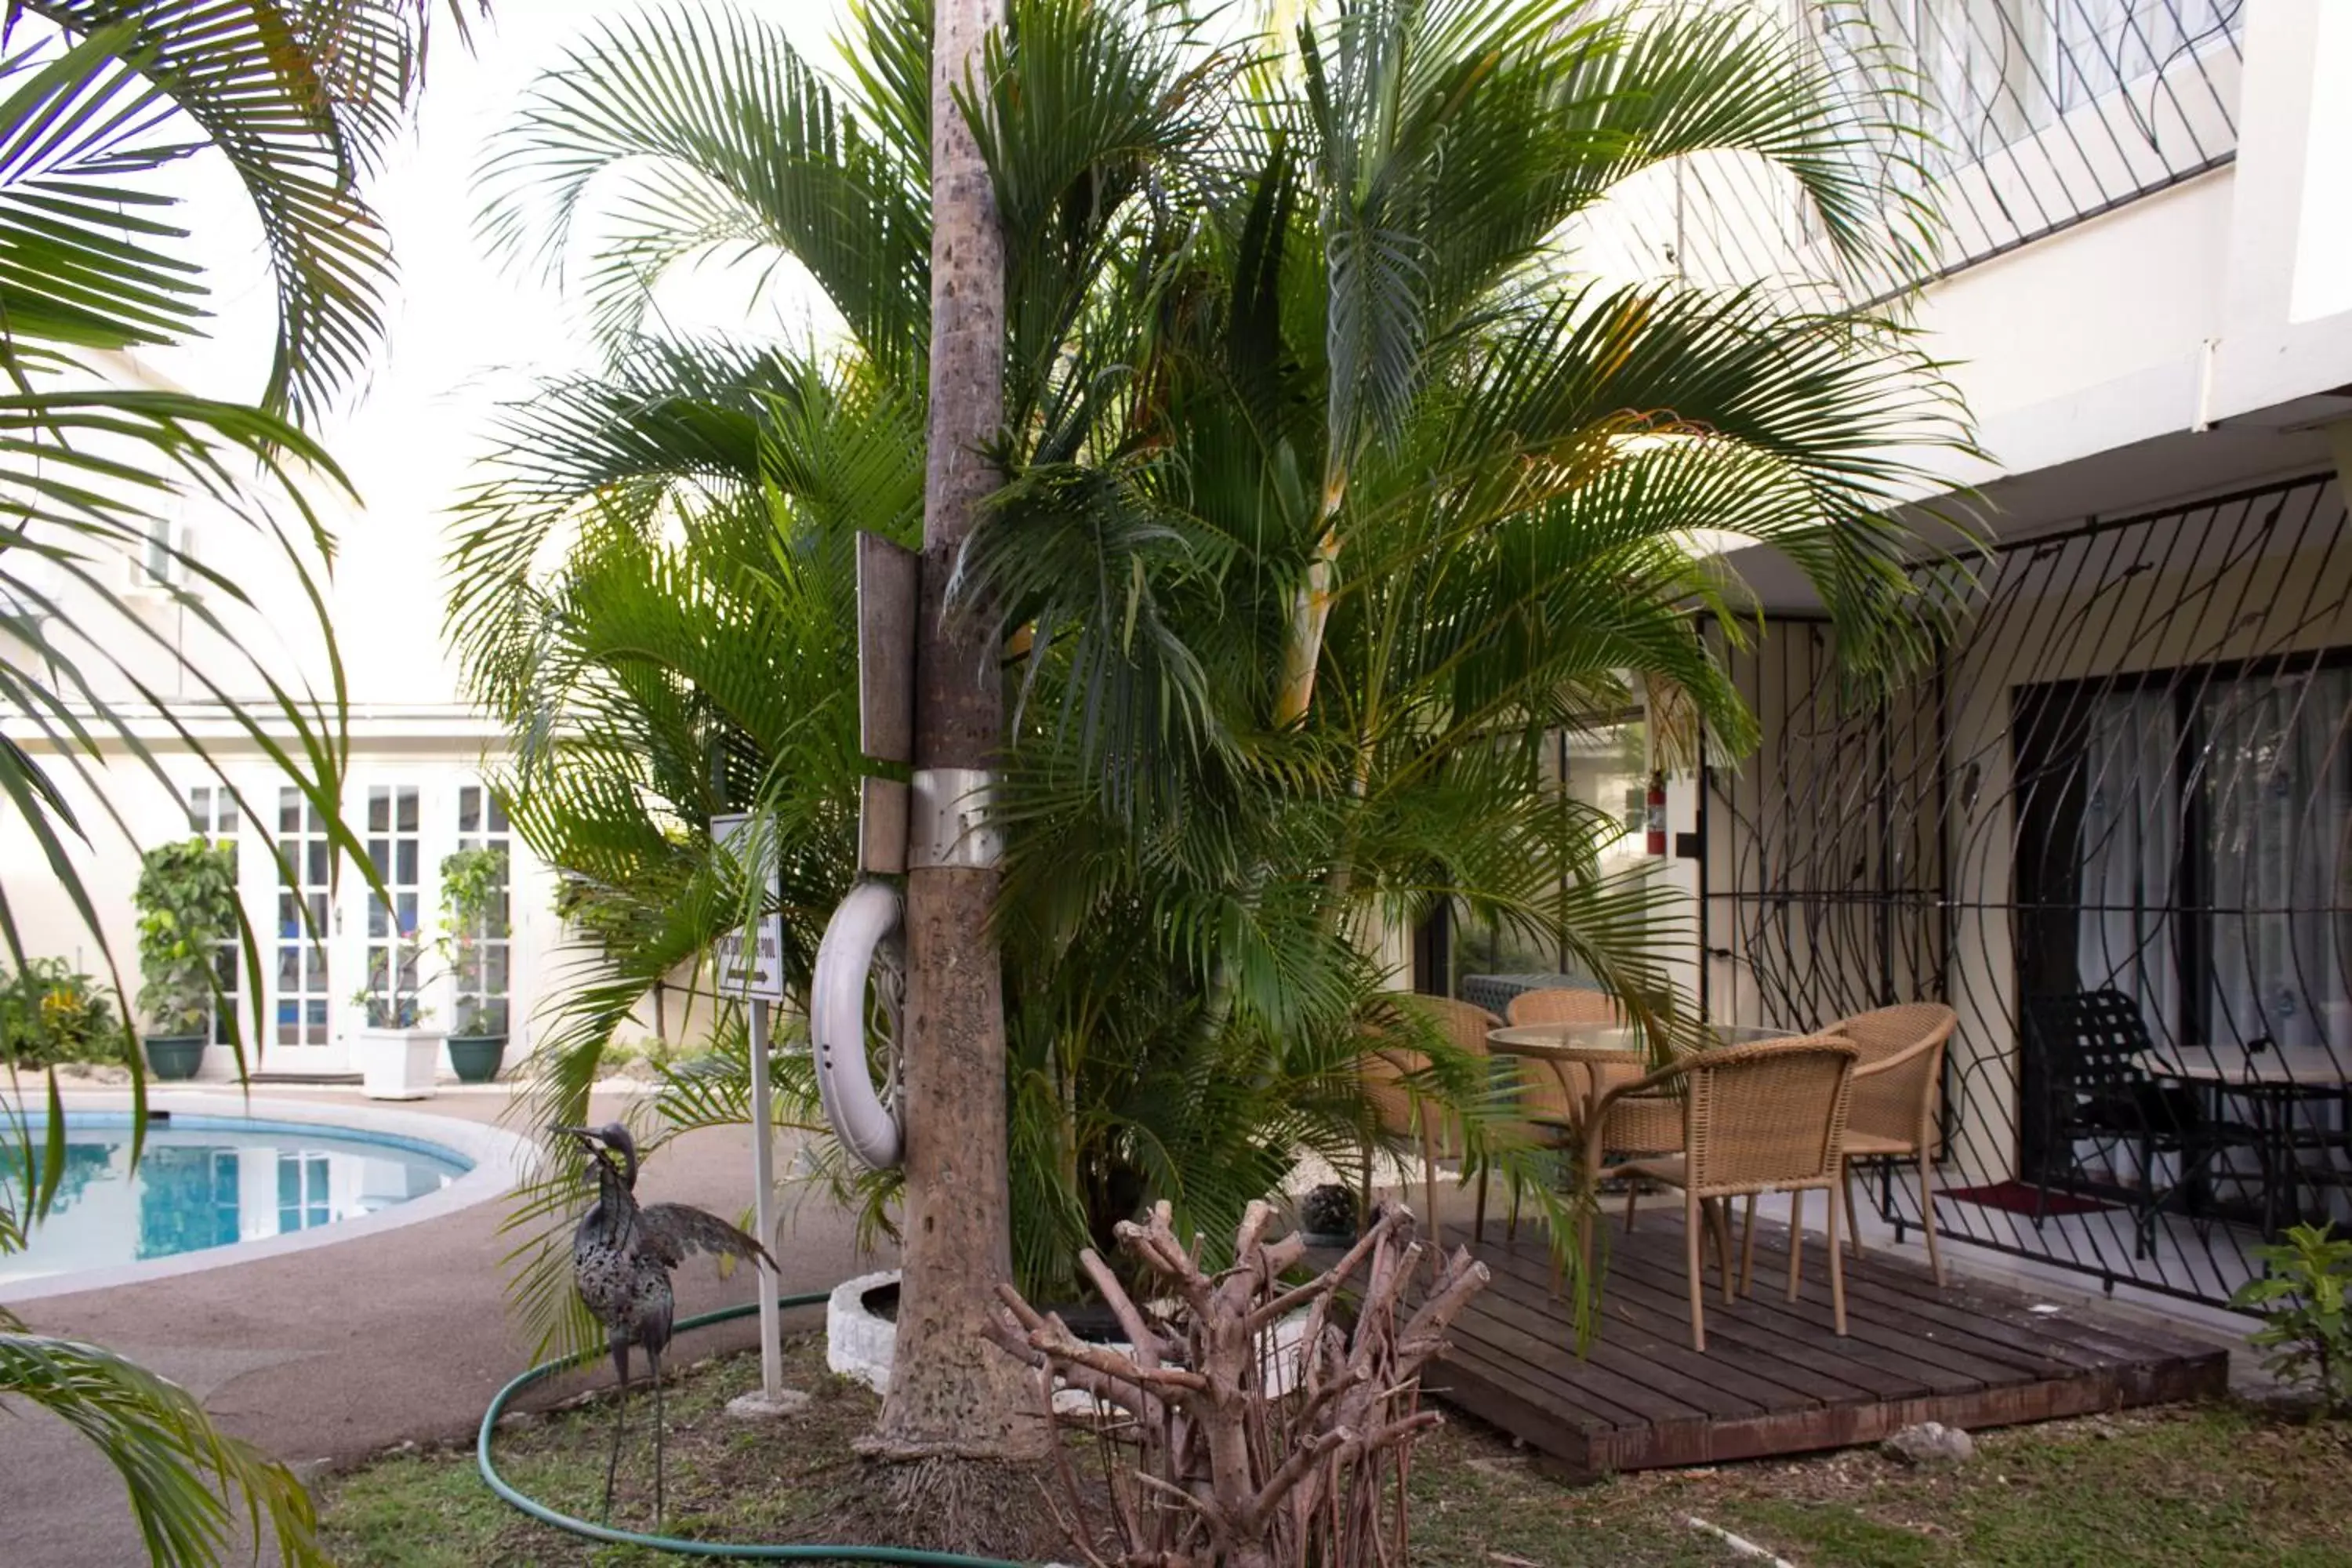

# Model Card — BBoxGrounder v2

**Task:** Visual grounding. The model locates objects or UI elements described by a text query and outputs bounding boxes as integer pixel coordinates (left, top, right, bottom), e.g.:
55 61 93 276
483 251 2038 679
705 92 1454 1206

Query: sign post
710 811 790 1410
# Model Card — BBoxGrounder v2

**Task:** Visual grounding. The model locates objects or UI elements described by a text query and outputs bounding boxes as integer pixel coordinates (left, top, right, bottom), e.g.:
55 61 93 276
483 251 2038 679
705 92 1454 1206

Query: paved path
9 1088 885 1568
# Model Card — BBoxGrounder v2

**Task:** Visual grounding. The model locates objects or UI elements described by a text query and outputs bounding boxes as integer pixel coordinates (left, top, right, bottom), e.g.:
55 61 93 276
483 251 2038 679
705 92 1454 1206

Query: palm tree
0 3 477 1563
869 0 1044 1461
459 0 1973 1352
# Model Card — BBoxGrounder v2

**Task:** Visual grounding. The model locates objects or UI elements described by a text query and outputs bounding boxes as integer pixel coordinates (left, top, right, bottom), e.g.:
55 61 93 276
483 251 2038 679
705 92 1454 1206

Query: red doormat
1937 1181 2117 1217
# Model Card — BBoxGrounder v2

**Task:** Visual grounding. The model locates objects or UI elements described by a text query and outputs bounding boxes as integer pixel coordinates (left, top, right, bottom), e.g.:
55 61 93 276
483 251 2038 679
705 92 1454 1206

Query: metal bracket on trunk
906 767 1000 870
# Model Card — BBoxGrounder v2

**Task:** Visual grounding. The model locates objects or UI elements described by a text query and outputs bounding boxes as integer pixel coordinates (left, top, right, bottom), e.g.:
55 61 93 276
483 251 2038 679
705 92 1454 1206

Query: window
275 788 332 1050
452 785 512 1037
2013 661 2352 1055
1431 717 1650 996
133 509 195 590
2053 0 2239 113
1814 0 2244 175
186 786 239 1046
143 517 173 585
362 786 422 1027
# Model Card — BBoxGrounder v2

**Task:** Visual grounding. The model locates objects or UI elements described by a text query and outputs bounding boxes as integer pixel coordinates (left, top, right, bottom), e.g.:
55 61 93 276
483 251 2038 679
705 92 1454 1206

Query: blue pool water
1 1113 471 1286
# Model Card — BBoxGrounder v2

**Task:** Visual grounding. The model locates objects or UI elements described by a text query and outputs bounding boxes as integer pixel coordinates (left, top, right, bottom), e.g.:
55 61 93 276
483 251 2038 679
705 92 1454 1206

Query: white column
748 999 781 1403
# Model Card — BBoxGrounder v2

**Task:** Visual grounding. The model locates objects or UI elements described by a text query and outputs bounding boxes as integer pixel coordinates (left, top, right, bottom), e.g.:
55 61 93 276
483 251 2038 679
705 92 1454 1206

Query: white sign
710 811 786 1003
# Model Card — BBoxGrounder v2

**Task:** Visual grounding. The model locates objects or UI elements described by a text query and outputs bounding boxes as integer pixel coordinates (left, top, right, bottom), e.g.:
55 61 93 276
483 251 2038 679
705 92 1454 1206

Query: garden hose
476 1290 1031 1566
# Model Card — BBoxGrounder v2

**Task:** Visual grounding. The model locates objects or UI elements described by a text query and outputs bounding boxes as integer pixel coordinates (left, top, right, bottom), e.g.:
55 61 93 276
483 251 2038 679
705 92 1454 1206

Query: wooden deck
1421 1215 2229 1476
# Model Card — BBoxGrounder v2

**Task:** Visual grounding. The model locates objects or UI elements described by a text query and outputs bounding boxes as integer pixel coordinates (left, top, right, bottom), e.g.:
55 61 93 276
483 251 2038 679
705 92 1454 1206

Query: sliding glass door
2014 660 2352 1182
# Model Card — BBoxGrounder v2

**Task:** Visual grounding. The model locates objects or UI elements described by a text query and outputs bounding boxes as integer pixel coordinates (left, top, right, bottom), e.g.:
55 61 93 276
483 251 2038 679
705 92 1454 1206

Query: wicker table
1487 1023 1644 1129
1486 1022 1791 1127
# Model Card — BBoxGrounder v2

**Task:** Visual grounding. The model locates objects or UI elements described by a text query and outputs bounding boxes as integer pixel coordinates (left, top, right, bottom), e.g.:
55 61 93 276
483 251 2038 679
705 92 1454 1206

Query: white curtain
2076 690 2182 1047
2204 670 2352 1054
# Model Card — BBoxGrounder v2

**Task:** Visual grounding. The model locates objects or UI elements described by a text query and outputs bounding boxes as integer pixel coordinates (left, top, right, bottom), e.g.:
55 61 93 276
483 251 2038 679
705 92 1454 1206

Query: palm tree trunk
1273 478 1347 727
869 0 1045 1464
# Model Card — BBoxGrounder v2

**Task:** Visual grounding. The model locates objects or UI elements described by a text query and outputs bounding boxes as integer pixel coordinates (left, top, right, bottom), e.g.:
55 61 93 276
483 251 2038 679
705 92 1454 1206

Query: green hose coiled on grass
476 1291 1032 1566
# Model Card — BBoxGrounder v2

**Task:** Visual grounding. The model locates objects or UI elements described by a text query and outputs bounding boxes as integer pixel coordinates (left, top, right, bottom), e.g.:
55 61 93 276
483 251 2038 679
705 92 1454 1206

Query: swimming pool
1 1112 473 1287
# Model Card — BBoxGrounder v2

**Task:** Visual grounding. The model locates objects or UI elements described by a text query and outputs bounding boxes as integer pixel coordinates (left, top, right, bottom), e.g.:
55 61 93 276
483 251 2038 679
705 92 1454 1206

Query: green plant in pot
438 846 510 1083
132 837 238 1080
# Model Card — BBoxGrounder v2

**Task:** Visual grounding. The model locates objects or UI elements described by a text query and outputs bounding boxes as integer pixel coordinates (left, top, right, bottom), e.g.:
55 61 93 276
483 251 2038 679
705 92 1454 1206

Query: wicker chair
1833 1003 1958 1286
1505 987 1619 1028
1591 1034 1860 1352
1361 995 1504 1250
1505 988 1682 1240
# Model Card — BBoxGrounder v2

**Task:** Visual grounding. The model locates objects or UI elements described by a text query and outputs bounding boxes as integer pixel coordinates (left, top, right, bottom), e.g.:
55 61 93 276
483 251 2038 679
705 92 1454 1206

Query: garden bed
314 1332 2351 1566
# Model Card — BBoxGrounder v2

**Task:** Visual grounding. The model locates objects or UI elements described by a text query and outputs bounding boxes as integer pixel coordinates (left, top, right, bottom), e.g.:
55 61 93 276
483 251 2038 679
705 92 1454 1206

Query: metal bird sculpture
557 1122 775 1525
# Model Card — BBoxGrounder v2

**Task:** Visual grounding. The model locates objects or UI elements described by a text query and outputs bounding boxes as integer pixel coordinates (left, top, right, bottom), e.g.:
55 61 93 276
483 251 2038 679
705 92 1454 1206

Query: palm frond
0 1328 326 1566
476 2 930 383
13 0 474 418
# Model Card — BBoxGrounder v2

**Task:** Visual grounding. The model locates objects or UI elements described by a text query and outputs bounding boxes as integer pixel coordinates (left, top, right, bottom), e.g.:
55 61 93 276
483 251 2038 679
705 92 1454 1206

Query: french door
357 779 426 1036
257 782 339 1073
227 772 514 1076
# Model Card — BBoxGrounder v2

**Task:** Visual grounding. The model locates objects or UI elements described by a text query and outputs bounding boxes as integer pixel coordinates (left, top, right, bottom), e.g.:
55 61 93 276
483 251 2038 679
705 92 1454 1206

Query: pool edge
0 1091 532 1303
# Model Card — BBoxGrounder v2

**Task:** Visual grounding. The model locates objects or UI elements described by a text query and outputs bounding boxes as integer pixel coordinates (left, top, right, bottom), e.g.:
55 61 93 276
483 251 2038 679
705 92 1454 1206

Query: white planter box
358 1028 445 1099
828 1269 1312 1414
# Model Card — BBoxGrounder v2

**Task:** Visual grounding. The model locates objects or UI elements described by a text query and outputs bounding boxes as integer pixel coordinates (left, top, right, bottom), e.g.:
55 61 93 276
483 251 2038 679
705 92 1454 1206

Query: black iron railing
1847 0 2245 275
1638 1 2247 302
1704 474 2352 1306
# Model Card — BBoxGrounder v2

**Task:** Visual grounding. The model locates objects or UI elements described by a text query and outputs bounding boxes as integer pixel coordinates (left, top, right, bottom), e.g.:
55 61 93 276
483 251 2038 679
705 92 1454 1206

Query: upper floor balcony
1582 0 2247 303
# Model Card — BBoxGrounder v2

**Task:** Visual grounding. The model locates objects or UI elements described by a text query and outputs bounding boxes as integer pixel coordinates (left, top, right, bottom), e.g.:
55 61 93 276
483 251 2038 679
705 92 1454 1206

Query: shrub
2233 1223 2352 1413
132 837 238 1037
0 957 129 1067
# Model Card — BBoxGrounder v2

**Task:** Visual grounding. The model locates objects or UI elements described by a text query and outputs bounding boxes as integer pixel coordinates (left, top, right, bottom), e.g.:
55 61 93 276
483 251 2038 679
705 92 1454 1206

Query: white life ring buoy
811 878 906 1171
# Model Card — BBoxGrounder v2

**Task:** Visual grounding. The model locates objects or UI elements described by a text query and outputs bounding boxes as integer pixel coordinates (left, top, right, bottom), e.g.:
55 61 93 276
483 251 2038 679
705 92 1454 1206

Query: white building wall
1889 0 2352 510
0 728 585 1080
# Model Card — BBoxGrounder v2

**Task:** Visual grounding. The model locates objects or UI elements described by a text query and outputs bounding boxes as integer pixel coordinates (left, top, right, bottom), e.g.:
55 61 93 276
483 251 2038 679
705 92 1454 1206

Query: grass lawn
318 1335 2350 1566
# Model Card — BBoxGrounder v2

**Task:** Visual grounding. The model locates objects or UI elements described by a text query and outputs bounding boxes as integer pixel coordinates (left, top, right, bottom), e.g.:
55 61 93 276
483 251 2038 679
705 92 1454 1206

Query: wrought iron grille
1843 0 2247 274
1618 1 2247 303
1704 474 2352 1305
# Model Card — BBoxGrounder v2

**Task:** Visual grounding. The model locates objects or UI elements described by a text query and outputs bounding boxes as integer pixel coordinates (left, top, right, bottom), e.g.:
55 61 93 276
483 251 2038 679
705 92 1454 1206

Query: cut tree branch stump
988 1199 1488 1568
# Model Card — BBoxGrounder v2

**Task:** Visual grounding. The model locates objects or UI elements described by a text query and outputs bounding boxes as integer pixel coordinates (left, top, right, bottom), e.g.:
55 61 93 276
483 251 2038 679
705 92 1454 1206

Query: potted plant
354 929 441 1099
132 837 238 1080
1298 1182 1362 1249
437 845 510 1083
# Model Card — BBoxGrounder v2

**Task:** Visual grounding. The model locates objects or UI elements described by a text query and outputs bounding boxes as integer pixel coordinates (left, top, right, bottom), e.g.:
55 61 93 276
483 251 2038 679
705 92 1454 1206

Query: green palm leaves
464 0 1973 1313
2 3 473 1563
478 3 932 386
12 0 481 420
0 1315 325 1568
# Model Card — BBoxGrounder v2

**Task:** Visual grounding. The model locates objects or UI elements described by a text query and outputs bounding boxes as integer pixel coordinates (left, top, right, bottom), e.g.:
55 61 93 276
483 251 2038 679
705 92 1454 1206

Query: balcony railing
1584 1 2247 303
1850 0 2245 275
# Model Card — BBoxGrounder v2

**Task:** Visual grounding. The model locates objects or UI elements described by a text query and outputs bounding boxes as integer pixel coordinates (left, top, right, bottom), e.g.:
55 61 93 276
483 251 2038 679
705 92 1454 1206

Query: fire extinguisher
1645 770 1667 856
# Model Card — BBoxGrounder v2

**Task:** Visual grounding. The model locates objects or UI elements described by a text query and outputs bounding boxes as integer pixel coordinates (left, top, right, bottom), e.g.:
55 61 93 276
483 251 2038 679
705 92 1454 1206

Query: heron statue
557 1122 775 1525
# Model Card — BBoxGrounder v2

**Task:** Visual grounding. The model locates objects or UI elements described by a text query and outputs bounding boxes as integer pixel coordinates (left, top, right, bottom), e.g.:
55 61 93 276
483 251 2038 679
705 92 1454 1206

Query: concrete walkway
8 1087 884 1568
